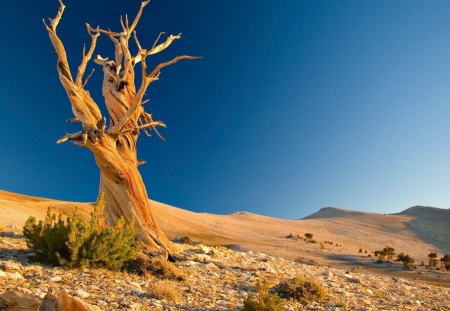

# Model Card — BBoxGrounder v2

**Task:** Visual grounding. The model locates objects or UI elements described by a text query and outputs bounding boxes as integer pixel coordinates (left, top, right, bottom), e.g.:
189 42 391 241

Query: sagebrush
242 278 285 311
146 280 181 302
23 193 138 270
274 276 326 303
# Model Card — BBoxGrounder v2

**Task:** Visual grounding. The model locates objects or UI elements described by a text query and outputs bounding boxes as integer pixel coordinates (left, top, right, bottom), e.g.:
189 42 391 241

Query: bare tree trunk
43 1 198 257
84 133 175 256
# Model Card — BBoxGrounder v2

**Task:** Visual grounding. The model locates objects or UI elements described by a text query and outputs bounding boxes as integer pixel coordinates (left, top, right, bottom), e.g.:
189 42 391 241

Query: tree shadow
0 231 24 240
0 232 46 268
402 214 450 253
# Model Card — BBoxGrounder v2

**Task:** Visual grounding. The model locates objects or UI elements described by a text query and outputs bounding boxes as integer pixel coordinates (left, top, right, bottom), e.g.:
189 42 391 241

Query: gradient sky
1 0 450 219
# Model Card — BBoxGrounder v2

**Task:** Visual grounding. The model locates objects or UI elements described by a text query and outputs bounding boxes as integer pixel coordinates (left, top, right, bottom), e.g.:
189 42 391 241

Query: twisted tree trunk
44 0 197 257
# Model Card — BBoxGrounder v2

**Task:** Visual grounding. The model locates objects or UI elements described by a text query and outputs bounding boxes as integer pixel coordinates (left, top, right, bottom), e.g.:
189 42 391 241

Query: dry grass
146 280 181 302
147 257 186 281
274 276 326 302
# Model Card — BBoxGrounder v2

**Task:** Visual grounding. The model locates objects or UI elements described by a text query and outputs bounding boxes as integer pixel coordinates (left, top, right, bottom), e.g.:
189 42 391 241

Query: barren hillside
0 190 448 266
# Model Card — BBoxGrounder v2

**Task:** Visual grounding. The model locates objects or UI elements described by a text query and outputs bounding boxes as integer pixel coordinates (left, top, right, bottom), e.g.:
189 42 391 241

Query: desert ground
0 189 449 287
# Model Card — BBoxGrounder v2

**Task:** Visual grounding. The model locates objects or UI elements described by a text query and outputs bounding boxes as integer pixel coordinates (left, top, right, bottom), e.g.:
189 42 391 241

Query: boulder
0 290 41 311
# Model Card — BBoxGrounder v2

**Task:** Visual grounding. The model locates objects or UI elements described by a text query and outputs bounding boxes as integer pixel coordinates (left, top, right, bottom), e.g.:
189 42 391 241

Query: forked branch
76 24 100 87
44 0 102 139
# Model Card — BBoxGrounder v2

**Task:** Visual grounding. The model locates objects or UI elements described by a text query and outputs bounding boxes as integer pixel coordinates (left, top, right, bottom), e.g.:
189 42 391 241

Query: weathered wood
44 0 198 256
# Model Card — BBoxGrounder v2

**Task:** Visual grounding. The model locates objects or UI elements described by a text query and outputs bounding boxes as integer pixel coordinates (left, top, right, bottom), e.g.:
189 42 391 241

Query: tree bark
87 134 176 256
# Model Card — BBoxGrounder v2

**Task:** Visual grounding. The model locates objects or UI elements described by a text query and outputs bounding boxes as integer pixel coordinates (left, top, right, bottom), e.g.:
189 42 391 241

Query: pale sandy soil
1 189 449 285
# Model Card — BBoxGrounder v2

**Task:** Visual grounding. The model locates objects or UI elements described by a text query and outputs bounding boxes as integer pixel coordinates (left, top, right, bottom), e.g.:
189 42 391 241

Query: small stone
216 300 226 306
263 264 275 273
322 270 333 277
2 262 22 271
50 276 62 282
200 245 213 254
76 289 90 299
6 271 24 280
129 302 142 310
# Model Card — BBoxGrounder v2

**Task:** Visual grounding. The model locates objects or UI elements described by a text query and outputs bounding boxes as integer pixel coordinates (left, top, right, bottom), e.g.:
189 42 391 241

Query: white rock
2 262 22 271
263 264 275 273
50 276 62 282
366 289 373 295
76 289 90 299
0 270 6 278
322 270 333 277
200 245 213 254
216 300 226 306
6 271 24 280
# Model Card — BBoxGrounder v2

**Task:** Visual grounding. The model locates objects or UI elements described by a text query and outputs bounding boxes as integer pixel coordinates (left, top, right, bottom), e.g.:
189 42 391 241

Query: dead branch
121 120 167 135
127 0 151 38
75 24 100 86
110 55 199 135
44 0 102 132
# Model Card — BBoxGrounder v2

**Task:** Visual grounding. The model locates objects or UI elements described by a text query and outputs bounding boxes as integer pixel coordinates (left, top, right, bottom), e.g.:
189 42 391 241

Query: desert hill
0 190 449 266
302 206 379 219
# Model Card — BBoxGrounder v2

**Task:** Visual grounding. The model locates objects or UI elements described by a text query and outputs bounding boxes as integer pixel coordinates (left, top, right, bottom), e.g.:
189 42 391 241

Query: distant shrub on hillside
304 233 313 241
428 252 438 268
274 276 326 303
374 246 395 263
396 253 415 270
242 278 285 311
440 254 450 271
23 193 138 270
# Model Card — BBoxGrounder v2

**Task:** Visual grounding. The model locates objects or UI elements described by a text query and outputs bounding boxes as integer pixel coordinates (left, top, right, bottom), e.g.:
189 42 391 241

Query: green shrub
396 253 415 270
304 233 313 241
242 278 285 311
274 276 326 303
23 193 138 270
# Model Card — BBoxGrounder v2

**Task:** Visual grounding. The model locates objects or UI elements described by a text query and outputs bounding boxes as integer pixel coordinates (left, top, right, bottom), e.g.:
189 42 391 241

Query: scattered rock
75 289 90 299
49 276 62 282
6 272 24 280
174 236 196 245
1 262 22 271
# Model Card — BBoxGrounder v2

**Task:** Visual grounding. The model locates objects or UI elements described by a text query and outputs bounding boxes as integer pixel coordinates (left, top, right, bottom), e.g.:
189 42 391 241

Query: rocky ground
0 232 449 311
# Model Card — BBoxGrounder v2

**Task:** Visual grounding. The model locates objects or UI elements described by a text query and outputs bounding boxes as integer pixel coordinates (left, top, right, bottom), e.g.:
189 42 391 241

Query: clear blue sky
1 0 450 219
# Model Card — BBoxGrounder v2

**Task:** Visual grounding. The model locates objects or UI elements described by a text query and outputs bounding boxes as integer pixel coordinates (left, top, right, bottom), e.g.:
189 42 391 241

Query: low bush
146 280 180 302
396 253 415 270
130 256 186 281
274 276 326 303
23 193 138 270
243 278 285 311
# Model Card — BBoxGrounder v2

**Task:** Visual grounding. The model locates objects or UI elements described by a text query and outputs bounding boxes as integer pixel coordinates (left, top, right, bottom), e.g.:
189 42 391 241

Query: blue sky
1 0 450 219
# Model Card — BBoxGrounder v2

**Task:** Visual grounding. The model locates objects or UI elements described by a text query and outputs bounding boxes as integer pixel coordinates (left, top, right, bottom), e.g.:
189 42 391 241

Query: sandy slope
0 190 448 265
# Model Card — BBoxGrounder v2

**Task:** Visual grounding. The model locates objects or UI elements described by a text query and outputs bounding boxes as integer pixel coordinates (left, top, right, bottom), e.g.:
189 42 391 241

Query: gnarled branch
110 55 200 135
76 24 100 87
44 0 102 135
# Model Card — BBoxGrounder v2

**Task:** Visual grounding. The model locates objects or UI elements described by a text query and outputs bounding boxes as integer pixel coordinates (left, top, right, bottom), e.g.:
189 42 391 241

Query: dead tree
43 0 198 257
